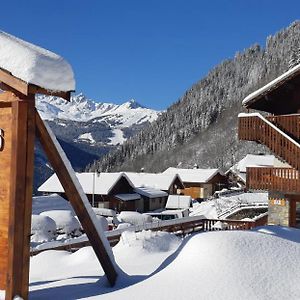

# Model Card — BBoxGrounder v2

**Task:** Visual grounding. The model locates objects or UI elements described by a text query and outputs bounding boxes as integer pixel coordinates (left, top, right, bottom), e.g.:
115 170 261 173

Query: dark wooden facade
56 176 139 212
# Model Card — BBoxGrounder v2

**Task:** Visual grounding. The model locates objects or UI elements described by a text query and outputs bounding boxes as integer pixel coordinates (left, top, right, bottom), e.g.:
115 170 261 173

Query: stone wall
268 191 290 226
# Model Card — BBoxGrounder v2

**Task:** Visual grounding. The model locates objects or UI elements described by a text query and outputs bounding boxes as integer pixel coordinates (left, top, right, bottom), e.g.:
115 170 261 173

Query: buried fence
31 213 268 256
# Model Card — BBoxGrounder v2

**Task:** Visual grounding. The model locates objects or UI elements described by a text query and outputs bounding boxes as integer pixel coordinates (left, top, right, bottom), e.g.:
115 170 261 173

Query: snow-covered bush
31 214 57 243
40 210 81 238
118 211 152 226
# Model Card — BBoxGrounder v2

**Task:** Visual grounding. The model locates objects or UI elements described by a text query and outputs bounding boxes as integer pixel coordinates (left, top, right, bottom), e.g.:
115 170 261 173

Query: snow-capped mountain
36 93 159 146
37 93 158 125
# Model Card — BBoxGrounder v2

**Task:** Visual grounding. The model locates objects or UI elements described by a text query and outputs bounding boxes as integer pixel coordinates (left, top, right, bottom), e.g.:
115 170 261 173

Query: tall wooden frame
0 71 117 300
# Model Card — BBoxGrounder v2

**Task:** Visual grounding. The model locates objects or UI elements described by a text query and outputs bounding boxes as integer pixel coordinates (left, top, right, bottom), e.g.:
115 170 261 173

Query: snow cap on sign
0 31 75 92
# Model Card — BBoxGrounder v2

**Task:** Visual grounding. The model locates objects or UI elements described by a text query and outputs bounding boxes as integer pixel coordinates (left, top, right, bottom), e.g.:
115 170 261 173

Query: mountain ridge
87 21 300 173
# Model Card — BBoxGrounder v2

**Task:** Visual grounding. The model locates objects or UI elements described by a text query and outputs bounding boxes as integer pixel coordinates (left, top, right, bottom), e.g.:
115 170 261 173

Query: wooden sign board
0 104 13 289
270 198 286 206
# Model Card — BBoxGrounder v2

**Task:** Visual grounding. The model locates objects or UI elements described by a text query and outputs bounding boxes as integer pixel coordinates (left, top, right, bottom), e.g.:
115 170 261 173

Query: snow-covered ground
108 129 126 145
18 226 299 299
77 133 96 144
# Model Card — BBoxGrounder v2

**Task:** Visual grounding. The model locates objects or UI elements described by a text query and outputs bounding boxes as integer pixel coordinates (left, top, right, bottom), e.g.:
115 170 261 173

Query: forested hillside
88 21 300 173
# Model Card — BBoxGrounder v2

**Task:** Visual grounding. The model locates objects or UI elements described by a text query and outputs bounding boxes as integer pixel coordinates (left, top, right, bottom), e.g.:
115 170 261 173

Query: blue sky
1 1 300 109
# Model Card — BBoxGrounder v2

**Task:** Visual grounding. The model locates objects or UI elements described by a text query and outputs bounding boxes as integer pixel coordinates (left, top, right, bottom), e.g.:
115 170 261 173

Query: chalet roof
38 172 134 195
242 64 300 113
163 167 222 183
165 195 192 210
125 172 183 191
228 154 290 174
134 187 168 198
0 31 75 92
114 193 141 202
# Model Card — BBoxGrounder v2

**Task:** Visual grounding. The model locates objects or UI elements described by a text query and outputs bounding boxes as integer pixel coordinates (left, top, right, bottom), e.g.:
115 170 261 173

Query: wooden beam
28 85 71 101
0 68 29 96
35 111 118 286
5 96 35 300
0 68 72 101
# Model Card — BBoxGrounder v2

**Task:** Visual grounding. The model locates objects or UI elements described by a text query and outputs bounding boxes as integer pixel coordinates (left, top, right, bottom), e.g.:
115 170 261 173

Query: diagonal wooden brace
35 110 118 286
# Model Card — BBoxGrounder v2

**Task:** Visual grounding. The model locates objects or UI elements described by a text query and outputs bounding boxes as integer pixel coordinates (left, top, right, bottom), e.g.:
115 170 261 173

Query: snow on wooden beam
35 111 118 286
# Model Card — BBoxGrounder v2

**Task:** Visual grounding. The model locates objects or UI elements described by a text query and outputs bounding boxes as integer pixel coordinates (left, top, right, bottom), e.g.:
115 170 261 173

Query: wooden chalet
163 167 227 199
239 64 300 228
134 187 168 212
125 172 184 195
38 172 143 212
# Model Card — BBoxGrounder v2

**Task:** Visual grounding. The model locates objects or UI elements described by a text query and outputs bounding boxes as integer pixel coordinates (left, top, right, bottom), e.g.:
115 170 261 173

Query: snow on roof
0 31 75 92
163 167 221 183
134 187 168 198
38 172 134 195
166 195 192 210
32 193 75 215
125 172 182 190
242 63 300 106
229 154 290 174
115 193 141 202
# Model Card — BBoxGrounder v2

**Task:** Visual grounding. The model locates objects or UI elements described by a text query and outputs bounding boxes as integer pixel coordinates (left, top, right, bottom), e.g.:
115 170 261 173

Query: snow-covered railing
238 113 300 170
30 215 267 255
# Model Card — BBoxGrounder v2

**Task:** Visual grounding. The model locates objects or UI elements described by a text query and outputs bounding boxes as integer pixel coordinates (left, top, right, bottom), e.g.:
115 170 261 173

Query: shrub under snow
40 210 81 237
31 214 57 243
118 211 153 226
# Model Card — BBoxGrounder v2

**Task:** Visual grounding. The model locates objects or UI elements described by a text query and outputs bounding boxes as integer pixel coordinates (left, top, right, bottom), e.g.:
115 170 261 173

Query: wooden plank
21 99 35 297
35 111 117 286
6 96 35 300
0 68 29 96
0 105 13 290
27 85 71 101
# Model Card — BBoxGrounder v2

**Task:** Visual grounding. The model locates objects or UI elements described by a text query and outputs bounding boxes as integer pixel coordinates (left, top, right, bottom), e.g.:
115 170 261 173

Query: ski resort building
163 167 227 199
239 64 300 228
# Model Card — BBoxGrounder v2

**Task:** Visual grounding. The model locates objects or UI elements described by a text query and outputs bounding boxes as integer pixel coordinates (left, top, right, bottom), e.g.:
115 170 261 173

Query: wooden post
0 92 35 300
35 111 118 286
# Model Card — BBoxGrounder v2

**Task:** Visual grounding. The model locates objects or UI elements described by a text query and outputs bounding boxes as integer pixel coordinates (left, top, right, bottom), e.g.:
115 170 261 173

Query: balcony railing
266 114 300 140
246 167 300 193
238 113 300 170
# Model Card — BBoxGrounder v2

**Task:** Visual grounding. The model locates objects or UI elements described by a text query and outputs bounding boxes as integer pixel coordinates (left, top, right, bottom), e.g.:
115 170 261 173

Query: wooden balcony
246 167 300 193
266 114 300 140
238 113 300 170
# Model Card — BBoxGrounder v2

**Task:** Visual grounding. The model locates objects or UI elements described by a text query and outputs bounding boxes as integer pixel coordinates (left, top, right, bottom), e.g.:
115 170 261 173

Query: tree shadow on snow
29 235 193 299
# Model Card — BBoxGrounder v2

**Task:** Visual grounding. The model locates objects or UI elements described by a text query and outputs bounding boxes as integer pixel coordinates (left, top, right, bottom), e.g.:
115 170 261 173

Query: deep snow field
6 226 297 300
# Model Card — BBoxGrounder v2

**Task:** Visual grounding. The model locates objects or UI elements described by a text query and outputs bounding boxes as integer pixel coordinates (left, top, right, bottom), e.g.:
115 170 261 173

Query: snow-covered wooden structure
239 64 300 228
226 154 290 188
163 167 227 199
38 172 139 209
0 31 117 300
